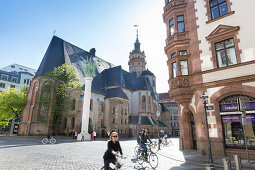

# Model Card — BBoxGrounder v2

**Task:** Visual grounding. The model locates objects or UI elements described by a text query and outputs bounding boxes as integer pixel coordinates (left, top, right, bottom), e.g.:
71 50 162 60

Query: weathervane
134 25 139 36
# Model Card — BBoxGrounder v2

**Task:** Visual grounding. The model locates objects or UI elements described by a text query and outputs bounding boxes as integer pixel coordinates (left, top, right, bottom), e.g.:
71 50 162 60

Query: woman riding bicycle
103 132 123 170
140 129 152 160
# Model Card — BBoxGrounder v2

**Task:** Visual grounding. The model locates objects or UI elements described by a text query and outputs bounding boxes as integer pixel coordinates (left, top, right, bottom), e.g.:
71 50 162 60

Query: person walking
81 131 85 142
103 132 123 170
93 131 96 141
74 131 77 139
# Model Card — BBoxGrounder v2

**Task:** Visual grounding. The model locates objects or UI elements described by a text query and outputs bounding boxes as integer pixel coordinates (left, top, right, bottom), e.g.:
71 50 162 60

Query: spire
133 25 141 52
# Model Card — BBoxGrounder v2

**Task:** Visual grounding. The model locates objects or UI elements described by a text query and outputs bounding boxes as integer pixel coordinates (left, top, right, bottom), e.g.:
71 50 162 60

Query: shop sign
220 102 255 112
206 105 214 110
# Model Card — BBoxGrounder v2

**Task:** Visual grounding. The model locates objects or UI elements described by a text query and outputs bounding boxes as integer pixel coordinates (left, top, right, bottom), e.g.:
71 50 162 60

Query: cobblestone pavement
0 137 212 170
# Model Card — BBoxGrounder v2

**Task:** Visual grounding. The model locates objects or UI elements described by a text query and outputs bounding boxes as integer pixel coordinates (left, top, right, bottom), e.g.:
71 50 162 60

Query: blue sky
0 0 169 93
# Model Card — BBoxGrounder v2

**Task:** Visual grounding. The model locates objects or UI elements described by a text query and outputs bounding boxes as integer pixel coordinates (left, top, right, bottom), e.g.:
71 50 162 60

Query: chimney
90 48 96 57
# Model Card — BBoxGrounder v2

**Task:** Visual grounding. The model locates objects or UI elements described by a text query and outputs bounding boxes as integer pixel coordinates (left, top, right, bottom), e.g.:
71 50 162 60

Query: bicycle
137 143 159 169
161 138 173 147
101 152 126 170
134 144 140 156
42 137 56 144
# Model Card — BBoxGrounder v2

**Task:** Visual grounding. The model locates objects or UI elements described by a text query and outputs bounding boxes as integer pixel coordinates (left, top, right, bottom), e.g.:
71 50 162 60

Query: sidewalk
157 140 255 170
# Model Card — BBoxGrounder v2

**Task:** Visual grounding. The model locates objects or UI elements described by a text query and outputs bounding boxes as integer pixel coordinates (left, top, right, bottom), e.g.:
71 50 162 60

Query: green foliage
81 57 97 77
0 86 28 127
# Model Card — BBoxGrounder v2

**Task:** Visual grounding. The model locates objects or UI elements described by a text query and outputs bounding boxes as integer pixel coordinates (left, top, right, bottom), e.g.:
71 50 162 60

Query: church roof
105 87 128 100
140 69 155 77
35 36 114 82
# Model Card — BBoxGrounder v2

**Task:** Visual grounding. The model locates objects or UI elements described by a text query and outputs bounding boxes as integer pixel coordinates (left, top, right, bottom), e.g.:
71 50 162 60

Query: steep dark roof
141 69 155 77
128 116 158 125
35 36 114 79
105 87 128 100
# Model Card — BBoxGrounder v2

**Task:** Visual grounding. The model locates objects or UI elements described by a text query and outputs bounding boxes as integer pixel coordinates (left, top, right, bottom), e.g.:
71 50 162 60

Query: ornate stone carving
170 77 189 90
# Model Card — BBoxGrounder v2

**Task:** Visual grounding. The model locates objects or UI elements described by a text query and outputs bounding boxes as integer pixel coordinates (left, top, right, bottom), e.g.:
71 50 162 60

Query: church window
71 99 76 111
90 99 93 111
142 96 146 112
71 117 75 129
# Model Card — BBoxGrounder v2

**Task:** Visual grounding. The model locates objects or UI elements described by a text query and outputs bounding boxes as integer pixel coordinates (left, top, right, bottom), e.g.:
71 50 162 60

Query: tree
0 86 28 127
39 64 81 134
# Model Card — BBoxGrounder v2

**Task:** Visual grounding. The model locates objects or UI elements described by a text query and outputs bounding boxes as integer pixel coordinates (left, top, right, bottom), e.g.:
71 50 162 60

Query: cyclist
103 132 123 170
47 130 54 140
137 129 144 145
140 129 152 160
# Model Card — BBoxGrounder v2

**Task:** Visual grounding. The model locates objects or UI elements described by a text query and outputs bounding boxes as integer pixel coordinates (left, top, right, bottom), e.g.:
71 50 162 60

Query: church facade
19 35 165 137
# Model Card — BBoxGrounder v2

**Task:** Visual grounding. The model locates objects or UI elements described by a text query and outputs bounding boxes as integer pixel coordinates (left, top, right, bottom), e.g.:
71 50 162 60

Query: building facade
0 64 36 92
163 0 255 158
159 93 179 136
19 35 162 137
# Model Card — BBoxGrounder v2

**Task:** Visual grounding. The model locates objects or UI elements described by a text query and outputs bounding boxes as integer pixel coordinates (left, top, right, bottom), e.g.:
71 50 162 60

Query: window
142 96 146 112
138 56 140 59
90 99 93 111
177 16 185 33
179 50 187 55
171 53 176 58
210 0 228 19
113 118 115 124
12 77 18 83
180 60 189 75
125 109 127 115
0 83 6 88
121 119 123 124
10 85 15 88
215 38 237 68
169 19 174 36
172 62 177 78
1 75 8 81
27 79 30 85
112 107 115 114
153 80 155 87
121 108 124 115
71 117 75 129
101 103 104 112
71 99 76 111
24 79 26 84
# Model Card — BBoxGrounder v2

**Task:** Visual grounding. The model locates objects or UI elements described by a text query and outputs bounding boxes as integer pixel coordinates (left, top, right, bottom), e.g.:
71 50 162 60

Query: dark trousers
140 143 147 155
104 159 116 170
94 136 96 140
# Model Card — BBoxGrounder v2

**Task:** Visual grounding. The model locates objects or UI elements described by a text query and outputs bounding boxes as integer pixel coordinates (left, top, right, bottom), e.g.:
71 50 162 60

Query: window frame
215 38 237 68
177 15 185 33
180 60 189 76
172 62 177 78
169 18 174 36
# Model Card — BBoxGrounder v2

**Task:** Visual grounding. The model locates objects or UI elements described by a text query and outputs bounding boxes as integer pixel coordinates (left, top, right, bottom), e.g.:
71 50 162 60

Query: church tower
128 31 147 76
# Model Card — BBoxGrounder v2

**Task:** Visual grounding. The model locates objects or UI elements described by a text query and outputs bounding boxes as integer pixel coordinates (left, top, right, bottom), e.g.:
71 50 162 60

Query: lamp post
156 111 160 151
200 92 214 168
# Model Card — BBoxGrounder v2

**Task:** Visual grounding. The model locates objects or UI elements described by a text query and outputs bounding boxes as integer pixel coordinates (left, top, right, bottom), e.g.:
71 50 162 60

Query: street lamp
200 92 214 166
156 111 161 150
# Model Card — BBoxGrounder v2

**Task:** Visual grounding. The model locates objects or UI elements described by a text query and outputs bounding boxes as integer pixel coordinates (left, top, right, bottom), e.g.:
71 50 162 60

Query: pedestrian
73 131 75 139
74 131 77 139
93 131 96 140
107 131 110 138
81 131 85 142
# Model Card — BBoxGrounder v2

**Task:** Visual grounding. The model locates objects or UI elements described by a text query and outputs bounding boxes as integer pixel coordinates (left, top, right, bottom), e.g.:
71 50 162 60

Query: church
19 34 168 137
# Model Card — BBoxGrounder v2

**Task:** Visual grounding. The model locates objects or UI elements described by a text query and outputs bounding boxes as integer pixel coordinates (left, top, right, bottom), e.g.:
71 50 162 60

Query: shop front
219 95 255 150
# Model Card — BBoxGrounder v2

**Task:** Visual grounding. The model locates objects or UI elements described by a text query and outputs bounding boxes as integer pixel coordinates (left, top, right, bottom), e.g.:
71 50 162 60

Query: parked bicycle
160 138 173 147
101 152 126 170
137 143 158 169
42 137 56 144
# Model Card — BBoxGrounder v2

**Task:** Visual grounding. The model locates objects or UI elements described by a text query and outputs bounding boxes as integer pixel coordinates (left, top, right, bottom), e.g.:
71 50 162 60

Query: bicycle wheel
50 138 56 144
42 138 48 144
149 152 158 169
134 146 139 156
100 166 104 170
137 150 144 165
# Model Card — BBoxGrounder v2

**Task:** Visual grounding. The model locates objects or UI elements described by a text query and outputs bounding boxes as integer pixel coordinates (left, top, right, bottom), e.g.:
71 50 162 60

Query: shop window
215 38 237 68
169 18 174 36
172 62 177 78
210 0 228 19
177 16 185 33
180 60 189 76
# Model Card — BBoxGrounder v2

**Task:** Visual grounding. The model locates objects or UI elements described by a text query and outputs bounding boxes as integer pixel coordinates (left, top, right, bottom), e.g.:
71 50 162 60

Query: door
190 115 197 149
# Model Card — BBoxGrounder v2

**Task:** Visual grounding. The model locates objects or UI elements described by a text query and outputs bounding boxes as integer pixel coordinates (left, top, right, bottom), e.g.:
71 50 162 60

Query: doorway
190 115 197 149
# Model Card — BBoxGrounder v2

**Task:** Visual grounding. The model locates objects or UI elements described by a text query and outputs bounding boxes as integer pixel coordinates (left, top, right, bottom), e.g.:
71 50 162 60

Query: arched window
112 107 115 114
71 117 75 129
71 99 76 111
142 96 146 112
90 99 93 111
148 97 151 113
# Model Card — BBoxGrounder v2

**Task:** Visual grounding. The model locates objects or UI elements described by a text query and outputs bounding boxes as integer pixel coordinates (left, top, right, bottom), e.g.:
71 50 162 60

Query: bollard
205 164 215 170
222 158 231 170
234 155 242 170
